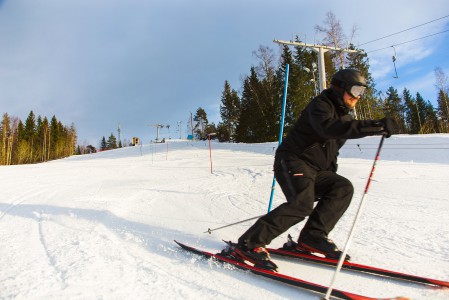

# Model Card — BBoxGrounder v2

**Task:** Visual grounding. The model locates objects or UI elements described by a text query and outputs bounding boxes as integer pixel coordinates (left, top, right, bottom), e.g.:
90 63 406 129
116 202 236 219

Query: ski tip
174 240 185 248
427 278 449 288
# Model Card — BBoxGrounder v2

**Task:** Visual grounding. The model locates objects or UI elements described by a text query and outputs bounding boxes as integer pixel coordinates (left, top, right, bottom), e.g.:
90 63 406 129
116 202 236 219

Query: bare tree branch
315 11 358 69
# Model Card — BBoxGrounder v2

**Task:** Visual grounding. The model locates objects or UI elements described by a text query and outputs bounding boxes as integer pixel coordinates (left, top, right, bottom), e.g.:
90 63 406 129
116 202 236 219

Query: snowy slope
1 135 448 300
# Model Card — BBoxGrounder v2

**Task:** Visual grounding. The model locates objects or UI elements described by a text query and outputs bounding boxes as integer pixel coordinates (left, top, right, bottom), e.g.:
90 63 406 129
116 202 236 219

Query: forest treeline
190 44 449 142
191 13 449 142
0 111 76 165
208 46 449 143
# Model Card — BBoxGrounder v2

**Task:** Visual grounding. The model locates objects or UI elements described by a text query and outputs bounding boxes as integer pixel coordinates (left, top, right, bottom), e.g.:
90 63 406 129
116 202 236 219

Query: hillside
1 135 448 299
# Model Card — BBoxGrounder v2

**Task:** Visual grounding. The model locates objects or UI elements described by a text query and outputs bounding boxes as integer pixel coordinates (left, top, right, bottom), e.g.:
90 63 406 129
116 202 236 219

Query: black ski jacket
276 88 383 172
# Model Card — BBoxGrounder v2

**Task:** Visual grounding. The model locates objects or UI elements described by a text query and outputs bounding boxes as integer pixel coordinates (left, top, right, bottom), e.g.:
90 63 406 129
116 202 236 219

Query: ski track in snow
0 135 448 299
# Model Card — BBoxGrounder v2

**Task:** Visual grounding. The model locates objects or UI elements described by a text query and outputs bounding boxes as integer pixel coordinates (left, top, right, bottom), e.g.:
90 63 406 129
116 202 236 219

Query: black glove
359 118 398 137
379 117 398 138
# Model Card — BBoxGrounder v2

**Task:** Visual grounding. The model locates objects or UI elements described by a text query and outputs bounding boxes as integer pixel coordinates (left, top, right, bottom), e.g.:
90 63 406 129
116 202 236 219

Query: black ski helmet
331 69 367 90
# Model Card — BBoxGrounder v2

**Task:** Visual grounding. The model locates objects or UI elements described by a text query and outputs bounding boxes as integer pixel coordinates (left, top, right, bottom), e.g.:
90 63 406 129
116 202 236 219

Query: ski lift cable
365 29 449 53
359 14 449 46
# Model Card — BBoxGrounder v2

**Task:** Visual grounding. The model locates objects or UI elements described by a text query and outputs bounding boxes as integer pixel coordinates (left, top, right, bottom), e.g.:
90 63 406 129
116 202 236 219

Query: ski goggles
348 85 366 98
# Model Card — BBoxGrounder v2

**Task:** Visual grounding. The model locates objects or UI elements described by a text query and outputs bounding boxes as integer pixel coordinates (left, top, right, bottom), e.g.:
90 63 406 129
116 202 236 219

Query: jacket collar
325 88 351 115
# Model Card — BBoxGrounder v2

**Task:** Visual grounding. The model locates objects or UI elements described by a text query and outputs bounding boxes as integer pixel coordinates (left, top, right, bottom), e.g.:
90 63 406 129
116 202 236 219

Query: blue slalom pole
267 64 289 212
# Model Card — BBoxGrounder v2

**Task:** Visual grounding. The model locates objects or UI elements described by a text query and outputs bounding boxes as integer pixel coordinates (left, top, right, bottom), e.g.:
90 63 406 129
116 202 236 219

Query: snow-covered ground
1 134 448 300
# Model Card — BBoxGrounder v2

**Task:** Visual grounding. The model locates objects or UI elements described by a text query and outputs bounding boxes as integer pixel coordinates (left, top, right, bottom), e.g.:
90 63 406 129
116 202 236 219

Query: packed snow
1 134 449 300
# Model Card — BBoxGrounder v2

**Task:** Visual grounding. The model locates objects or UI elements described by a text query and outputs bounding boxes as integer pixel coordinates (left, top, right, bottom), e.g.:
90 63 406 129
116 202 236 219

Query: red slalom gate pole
208 133 217 174
323 134 386 300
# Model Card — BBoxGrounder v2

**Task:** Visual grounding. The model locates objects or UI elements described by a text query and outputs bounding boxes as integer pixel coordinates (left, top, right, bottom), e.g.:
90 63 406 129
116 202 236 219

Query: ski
174 240 406 300
267 246 449 288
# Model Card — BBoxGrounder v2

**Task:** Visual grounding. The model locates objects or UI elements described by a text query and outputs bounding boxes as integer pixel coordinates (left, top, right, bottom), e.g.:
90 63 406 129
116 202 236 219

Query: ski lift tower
148 124 164 142
273 39 359 92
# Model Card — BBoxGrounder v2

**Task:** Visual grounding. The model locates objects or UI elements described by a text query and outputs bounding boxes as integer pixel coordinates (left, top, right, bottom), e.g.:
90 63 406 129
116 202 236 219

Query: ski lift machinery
391 46 399 78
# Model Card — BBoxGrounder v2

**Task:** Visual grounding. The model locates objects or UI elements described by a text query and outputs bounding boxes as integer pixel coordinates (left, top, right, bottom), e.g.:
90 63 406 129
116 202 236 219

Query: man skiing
231 69 397 270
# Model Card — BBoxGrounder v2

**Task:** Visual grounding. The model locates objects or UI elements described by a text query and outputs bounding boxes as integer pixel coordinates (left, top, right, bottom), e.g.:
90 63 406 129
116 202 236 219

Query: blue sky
0 0 448 146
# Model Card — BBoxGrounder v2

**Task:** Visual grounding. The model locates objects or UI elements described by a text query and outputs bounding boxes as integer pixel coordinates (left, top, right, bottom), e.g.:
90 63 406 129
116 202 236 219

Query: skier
231 69 397 269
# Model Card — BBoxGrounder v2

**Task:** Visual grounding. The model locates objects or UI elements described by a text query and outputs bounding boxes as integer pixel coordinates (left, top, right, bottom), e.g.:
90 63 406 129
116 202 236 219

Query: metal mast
149 124 164 142
273 39 359 92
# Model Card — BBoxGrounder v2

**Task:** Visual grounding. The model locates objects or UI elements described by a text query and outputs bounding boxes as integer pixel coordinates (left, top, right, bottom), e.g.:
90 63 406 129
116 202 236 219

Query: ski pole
322 134 386 300
204 214 265 234
267 63 289 212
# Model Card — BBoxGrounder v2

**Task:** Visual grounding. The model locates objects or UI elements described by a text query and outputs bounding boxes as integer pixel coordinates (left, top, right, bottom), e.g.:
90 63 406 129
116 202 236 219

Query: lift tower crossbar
273 39 359 92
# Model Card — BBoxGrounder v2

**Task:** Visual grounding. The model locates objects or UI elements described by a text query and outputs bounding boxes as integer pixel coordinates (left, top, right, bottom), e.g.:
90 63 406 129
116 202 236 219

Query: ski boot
219 242 245 262
297 235 351 261
280 234 313 255
221 241 278 272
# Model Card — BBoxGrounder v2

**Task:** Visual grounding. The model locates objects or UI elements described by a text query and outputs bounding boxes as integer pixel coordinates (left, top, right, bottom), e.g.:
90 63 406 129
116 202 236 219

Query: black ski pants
238 158 354 249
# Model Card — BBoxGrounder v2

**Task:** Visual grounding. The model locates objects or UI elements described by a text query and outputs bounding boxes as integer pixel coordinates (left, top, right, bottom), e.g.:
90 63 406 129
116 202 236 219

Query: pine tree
436 89 449 132
36 115 44 161
383 87 406 134
235 71 258 143
55 121 65 158
297 44 319 106
402 88 419 134
17 119 28 164
423 99 439 133
24 111 36 141
100 136 107 151
49 116 59 160
219 80 240 141
414 93 427 133
193 107 208 140
107 133 117 149
236 67 275 143
41 117 50 161
216 122 230 142
24 111 36 162
278 44 297 131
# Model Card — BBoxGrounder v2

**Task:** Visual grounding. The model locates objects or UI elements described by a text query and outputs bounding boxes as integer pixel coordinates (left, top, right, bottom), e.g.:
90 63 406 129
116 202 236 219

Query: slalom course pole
323 134 386 300
151 141 154 164
166 141 169 160
208 133 217 174
267 63 289 212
